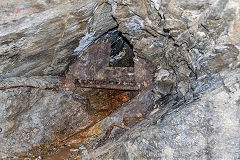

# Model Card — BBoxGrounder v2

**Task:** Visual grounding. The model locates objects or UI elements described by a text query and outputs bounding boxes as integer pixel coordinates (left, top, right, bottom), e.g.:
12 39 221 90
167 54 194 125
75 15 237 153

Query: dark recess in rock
109 30 134 67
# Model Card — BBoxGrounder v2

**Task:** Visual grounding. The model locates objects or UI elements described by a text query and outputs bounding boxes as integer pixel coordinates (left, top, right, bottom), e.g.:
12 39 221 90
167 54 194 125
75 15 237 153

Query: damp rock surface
0 0 240 159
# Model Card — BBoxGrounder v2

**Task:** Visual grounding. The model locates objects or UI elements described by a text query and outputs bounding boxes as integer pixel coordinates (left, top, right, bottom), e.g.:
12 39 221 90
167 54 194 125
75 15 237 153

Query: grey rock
0 77 89 158
0 0 240 158
0 0 117 77
83 68 240 160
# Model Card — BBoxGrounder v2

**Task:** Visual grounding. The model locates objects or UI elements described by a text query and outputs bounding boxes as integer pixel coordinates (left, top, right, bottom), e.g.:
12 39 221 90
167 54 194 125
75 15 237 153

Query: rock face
0 76 90 157
0 0 240 159
0 0 117 77
83 69 240 159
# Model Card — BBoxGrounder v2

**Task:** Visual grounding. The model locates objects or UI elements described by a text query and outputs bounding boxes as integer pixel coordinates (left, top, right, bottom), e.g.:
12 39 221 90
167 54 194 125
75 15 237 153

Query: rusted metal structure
64 37 154 91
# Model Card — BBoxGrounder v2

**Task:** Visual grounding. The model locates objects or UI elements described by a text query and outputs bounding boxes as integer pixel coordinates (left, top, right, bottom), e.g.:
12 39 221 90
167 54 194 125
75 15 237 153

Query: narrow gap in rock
109 31 134 67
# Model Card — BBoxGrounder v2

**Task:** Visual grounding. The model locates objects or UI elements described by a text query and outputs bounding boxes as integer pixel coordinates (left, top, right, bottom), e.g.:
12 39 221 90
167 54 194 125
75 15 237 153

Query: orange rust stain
61 89 136 145
14 89 137 159
85 89 132 111
47 89 137 158
0 85 58 92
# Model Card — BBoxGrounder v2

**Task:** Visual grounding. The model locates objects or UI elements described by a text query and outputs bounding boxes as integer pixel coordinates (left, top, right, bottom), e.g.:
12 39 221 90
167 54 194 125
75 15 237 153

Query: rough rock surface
0 77 89 157
0 0 117 77
0 0 240 159
82 68 240 159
